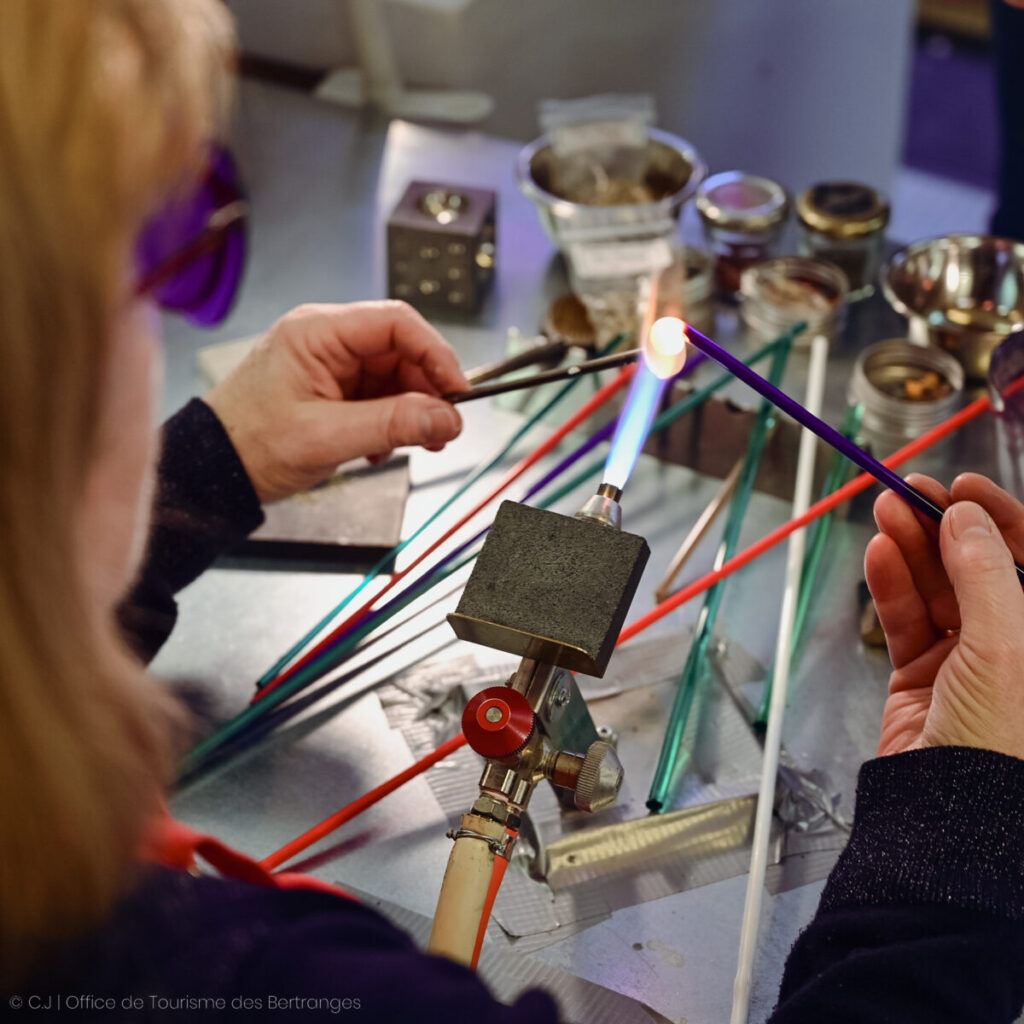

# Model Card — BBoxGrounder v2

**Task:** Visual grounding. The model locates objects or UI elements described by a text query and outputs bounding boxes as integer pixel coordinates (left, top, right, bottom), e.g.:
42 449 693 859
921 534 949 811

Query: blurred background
224 0 1004 244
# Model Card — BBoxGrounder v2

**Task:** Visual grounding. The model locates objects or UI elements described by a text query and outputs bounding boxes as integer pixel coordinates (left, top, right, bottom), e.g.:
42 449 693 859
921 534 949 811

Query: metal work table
157 79 1001 1023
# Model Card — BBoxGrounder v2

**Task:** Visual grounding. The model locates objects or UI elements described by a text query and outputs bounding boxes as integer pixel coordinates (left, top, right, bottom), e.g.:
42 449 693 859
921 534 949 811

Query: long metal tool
444 348 640 403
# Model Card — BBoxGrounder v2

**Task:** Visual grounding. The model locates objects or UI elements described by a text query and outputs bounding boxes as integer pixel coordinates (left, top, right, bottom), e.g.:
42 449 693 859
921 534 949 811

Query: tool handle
466 339 568 385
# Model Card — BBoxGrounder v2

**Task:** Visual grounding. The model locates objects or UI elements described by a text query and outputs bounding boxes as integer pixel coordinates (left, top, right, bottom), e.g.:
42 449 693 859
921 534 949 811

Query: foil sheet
378 634 847 950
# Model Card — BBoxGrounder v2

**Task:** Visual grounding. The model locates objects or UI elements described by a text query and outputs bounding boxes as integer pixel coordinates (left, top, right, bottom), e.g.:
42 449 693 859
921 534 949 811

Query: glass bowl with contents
696 171 790 299
739 256 849 347
848 339 964 457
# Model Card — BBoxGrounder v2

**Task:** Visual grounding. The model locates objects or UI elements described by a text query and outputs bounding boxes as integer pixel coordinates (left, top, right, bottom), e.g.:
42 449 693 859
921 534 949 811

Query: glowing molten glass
644 316 690 379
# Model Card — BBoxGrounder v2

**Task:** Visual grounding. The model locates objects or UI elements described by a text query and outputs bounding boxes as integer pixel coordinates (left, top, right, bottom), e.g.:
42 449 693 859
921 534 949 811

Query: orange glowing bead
644 316 690 379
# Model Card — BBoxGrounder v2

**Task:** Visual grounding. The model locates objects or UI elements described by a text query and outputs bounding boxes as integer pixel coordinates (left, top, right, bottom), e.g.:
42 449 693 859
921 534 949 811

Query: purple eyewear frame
134 145 248 327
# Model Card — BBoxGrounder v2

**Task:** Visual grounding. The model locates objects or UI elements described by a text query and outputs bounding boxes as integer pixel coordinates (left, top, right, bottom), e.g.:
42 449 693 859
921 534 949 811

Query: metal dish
882 234 1024 379
516 127 706 250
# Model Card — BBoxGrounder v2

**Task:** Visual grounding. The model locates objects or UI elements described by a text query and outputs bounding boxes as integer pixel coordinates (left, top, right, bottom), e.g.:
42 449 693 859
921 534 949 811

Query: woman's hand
867 473 1024 759
206 301 469 502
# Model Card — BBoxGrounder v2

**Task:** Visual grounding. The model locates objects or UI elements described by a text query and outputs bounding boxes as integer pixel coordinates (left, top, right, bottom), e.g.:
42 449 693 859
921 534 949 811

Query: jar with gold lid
796 181 890 302
696 171 790 299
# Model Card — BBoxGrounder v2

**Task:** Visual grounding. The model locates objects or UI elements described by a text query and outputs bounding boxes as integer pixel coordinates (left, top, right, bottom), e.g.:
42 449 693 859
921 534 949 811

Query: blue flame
602 361 668 491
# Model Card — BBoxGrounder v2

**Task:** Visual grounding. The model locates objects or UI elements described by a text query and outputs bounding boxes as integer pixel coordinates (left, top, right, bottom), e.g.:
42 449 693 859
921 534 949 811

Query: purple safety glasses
135 145 248 327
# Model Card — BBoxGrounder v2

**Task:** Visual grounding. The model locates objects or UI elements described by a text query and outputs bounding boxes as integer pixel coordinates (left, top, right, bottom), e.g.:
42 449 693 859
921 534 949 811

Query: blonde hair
0 0 234 983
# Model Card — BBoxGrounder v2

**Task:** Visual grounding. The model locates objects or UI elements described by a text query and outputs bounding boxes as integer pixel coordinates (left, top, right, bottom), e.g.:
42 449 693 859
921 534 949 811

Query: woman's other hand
867 473 1024 758
206 301 469 502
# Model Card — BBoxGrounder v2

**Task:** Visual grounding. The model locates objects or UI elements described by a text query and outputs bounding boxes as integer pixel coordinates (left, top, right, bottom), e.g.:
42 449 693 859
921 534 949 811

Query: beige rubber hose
428 812 506 965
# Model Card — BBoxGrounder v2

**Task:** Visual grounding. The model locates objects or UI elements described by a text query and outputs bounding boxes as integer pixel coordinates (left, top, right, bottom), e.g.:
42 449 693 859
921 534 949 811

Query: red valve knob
462 686 535 760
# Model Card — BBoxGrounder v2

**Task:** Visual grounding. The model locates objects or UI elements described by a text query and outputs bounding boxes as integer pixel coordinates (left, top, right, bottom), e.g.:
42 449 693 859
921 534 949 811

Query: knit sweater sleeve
117 398 264 663
769 746 1024 1023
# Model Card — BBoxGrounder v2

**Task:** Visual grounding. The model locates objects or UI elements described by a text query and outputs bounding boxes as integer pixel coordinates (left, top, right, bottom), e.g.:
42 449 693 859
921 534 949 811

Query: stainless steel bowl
516 127 707 249
882 235 1024 379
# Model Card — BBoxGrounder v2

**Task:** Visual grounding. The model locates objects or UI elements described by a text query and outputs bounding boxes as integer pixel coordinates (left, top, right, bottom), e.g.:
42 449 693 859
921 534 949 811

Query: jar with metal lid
796 181 890 302
696 171 790 299
848 339 963 457
739 256 849 347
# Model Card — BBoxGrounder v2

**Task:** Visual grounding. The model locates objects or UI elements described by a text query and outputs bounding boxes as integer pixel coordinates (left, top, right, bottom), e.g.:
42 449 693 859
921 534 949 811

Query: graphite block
448 500 649 677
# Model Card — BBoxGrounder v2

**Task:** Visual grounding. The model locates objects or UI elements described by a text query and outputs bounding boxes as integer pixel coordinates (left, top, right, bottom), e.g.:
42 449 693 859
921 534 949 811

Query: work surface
156 80 1002 1023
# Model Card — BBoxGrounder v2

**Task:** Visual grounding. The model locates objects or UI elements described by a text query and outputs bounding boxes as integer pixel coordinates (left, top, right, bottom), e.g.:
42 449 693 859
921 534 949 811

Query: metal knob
462 686 535 760
573 740 624 812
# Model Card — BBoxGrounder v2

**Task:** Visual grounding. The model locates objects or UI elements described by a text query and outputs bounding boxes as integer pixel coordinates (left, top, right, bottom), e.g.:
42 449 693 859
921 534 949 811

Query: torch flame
601 319 691 494
644 316 690 380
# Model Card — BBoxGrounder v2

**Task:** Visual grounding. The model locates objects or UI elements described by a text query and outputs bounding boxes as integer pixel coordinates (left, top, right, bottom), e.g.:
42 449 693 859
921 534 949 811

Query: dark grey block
448 500 650 677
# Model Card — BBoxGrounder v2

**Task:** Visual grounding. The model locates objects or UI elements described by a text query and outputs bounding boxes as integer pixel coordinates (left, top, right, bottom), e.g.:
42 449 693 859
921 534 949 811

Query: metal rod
681 320 1024 584
443 349 641 403
466 338 572 385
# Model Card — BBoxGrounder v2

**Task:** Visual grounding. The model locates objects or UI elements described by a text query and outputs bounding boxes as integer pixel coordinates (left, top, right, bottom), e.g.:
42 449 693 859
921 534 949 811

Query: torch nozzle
575 484 623 529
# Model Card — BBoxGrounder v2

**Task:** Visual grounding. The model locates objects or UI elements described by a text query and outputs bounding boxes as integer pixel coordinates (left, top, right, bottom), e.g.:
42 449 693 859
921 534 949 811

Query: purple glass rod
679 319 1024 584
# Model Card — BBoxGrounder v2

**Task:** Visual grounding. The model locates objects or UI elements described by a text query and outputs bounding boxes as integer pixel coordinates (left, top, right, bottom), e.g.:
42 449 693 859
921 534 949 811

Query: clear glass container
796 181 890 302
848 339 964 457
696 171 790 299
739 256 849 347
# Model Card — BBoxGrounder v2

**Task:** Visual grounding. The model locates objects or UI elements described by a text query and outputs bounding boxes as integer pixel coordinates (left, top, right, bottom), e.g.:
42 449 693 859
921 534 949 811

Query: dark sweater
25 867 557 1022
769 746 1024 1023
117 398 265 661
46 399 1024 1022
991 0 1024 242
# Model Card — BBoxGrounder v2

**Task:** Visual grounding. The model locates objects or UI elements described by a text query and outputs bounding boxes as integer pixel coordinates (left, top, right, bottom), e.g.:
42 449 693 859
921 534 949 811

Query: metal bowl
516 127 707 250
882 235 1024 379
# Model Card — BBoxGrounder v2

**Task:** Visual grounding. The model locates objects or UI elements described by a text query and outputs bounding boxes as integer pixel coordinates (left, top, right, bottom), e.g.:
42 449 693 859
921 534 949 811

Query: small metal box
386 181 496 314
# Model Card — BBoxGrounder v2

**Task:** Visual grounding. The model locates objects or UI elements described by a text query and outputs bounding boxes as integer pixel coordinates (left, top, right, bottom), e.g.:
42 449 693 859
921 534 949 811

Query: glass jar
848 339 964 458
739 256 849 347
696 171 790 299
796 181 890 302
